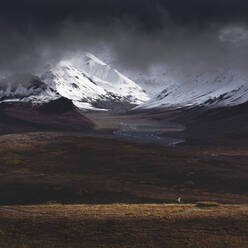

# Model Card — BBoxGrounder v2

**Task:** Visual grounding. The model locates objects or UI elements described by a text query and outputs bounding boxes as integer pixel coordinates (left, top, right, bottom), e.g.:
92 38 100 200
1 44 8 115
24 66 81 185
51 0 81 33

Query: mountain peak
0 53 149 111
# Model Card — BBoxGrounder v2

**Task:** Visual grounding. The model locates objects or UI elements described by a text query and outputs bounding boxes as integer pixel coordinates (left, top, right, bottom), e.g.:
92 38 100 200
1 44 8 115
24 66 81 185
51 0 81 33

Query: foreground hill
0 98 94 134
0 132 247 247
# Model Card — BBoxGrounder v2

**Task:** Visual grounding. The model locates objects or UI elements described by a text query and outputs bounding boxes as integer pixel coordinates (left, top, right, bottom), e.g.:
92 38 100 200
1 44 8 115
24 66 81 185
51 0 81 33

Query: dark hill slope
0 98 95 134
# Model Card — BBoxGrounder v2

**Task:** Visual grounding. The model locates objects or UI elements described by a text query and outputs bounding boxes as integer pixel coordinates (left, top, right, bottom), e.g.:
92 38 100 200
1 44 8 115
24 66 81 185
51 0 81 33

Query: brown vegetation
0 132 248 205
0 203 247 248
0 131 247 247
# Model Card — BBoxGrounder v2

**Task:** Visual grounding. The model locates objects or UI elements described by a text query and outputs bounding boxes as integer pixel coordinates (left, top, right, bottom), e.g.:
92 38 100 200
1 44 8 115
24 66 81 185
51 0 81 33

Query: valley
84 111 185 145
2 1 248 247
0 54 248 248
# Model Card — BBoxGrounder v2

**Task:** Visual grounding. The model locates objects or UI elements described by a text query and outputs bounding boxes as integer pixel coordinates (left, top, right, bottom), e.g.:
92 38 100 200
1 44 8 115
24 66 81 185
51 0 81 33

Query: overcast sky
1 0 248 86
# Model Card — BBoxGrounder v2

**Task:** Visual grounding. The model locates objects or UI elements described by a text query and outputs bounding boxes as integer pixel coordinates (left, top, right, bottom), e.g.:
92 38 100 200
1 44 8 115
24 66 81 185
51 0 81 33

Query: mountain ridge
136 70 248 110
0 53 149 111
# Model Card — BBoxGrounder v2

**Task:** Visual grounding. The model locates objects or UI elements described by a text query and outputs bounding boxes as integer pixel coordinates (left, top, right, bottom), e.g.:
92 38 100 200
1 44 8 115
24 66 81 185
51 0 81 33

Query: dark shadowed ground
0 103 248 247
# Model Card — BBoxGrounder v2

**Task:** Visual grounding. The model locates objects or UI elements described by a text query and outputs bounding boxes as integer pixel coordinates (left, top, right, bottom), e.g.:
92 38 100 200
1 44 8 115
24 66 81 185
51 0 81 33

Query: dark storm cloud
1 0 248 76
2 0 248 28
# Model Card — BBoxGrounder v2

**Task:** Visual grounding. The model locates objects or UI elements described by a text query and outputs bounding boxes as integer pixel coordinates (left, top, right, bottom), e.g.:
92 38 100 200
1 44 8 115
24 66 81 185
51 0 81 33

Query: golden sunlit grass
0 203 247 248
196 201 220 208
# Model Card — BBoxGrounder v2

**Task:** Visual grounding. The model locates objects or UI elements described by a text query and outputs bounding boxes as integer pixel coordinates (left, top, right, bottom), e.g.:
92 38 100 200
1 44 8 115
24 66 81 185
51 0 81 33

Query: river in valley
84 112 185 146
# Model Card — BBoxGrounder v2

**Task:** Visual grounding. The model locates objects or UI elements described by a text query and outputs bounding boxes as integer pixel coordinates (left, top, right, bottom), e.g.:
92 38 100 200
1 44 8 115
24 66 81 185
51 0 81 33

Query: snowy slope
76 53 149 104
0 53 149 111
41 54 149 110
137 70 248 110
41 60 108 107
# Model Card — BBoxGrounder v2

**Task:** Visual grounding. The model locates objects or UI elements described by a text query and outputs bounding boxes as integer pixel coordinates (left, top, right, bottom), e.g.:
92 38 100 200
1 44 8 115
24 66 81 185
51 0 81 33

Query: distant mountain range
136 70 248 110
1 54 248 112
0 53 149 112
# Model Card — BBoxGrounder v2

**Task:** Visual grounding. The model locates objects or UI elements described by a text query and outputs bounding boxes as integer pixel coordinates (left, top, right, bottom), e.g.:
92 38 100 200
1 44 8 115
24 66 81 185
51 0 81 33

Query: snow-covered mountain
0 53 149 111
0 73 58 104
137 70 248 110
3 54 248 112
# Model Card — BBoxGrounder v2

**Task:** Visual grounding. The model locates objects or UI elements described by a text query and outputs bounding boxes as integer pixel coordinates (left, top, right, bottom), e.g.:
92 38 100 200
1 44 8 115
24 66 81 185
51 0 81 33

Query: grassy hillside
0 203 247 248
0 132 247 247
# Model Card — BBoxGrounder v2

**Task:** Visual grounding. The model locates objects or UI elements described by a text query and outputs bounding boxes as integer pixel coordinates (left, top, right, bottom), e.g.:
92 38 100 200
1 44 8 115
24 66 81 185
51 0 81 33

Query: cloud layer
1 0 248 87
